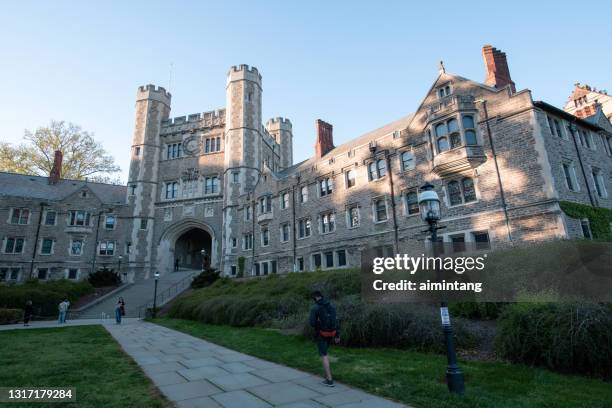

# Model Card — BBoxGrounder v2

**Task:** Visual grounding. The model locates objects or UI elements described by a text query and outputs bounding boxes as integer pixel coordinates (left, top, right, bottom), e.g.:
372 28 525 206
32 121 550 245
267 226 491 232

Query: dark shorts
317 336 332 356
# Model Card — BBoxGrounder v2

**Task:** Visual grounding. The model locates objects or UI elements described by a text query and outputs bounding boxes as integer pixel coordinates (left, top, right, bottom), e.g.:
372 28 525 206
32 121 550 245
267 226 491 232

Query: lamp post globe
418 182 441 223
152 271 160 318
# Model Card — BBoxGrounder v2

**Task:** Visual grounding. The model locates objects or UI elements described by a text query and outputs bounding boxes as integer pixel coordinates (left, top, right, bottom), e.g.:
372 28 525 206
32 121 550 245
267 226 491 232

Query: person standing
23 300 33 326
174 258 180 272
118 297 126 317
58 299 69 324
309 290 340 387
114 299 122 324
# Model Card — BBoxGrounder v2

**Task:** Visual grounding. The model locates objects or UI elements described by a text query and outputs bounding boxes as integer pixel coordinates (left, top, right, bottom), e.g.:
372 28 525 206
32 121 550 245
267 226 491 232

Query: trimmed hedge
495 302 612 378
169 270 479 354
449 302 507 320
88 269 121 287
0 279 94 317
560 200 612 240
190 269 220 289
0 308 23 324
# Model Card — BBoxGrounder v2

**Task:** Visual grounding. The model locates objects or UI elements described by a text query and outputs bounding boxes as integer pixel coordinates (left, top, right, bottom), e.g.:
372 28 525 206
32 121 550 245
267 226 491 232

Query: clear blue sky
1 1 610 182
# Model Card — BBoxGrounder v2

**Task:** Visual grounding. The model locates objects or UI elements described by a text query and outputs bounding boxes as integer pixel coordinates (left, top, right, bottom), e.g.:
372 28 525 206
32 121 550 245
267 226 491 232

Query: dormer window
81 191 87 198
437 84 451 99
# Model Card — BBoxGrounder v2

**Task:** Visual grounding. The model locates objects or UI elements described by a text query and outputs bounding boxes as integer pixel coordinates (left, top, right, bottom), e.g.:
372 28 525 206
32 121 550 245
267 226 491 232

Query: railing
426 94 476 121
137 272 196 319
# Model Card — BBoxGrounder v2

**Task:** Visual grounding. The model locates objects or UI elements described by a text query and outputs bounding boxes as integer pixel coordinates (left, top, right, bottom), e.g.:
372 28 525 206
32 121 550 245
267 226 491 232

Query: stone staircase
74 269 197 319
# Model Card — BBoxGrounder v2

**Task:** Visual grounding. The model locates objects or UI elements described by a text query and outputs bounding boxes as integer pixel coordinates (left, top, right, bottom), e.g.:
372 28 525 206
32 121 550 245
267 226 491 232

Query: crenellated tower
222 65 263 274
266 117 293 170
127 84 171 280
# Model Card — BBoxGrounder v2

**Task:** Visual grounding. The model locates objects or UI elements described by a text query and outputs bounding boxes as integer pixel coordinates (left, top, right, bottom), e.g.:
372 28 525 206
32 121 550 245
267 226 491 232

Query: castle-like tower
127 85 171 280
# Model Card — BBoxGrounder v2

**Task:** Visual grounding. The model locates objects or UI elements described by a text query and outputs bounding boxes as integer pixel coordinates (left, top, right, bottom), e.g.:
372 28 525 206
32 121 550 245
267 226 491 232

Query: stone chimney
48 150 63 185
482 45 515 92
314 119 334 158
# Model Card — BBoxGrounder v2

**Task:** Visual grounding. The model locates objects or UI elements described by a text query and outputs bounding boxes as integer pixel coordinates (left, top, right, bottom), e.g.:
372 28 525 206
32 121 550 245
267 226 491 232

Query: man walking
58 299 69 324
309 290 340 387
24 300 33 326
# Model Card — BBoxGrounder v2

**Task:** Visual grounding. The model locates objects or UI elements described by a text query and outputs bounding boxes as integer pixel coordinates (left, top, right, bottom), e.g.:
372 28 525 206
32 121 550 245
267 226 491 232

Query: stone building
1 44 611 282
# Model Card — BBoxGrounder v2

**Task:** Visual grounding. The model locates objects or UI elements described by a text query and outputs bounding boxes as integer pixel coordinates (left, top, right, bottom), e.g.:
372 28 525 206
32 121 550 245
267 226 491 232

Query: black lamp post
418 182 465 394
152 271 160 318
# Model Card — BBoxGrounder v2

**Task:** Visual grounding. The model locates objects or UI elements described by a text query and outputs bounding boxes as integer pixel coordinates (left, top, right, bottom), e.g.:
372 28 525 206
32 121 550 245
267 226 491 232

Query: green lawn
0 325 169 408
154 318 611 408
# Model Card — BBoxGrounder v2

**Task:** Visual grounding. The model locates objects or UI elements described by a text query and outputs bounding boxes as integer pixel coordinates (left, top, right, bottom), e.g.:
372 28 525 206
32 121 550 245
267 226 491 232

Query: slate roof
277 113 415 178
0 172 127 205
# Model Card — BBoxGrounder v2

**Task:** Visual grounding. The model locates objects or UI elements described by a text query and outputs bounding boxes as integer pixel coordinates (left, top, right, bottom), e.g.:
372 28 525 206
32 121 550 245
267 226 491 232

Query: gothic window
44 211 56 226
280 192 290 209
463 115 477 145
348 206 360 228
321 212 335 233
204 177 219 194
105 215 116 230
592 168 607 198
369 159 387 180
298 218 311 238
99 240 115 256
281 223 290 242
69 210 91 226
337 249 347 266
243 234 253 250
165 182 179 199
41 238 53 255
70 240 83 256
10 208 30 225
4 237 25 254
562 163 579 191
346 169 356 188
374 199 387 222
404 190 420 215
447 180 462 206
448 118 461 148
166 143 182 159
261 227 269 246
435 122 449 153
462 178 477 203
447 177 477 205
319 178 333 196
401 151 415 171
300 186 308 203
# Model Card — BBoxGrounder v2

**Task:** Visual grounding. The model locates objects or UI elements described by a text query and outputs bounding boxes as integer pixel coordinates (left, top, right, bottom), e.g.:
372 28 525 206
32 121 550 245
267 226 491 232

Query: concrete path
105 321 408 408
78 269 196 318
0 319 408 407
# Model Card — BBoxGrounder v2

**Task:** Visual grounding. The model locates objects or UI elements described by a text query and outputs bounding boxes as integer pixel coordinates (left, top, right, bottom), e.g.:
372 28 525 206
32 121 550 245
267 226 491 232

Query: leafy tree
0 121 121 183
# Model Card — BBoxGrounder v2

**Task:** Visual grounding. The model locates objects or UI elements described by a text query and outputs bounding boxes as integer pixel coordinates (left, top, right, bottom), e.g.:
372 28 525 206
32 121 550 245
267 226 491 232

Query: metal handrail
137 271 196 319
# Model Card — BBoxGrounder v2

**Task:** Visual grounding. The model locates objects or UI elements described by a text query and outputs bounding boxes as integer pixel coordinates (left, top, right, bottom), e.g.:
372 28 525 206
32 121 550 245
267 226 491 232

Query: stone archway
157 219 217 274
175 228 211 270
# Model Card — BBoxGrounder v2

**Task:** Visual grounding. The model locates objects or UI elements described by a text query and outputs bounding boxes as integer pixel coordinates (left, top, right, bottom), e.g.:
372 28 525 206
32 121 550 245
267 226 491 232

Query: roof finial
439 60 446 73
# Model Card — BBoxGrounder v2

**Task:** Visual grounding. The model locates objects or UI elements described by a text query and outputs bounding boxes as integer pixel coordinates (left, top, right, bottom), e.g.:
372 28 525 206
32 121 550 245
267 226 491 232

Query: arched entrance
157 219 217 275
175 228 212 270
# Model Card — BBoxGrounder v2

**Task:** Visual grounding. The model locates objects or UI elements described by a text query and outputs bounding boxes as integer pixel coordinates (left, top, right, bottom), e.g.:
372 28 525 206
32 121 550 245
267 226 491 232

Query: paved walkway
78 269 196 318
0 319 408 407
105 321 407 408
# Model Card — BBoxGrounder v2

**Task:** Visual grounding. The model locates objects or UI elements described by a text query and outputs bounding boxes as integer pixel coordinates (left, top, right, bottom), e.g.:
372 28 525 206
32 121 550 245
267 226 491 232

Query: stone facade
2 45 612 282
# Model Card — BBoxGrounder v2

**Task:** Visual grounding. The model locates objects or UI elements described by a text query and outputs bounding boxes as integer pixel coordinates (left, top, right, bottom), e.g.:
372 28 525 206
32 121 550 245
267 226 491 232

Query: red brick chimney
48 150 63 185
314 119 334 158
482 45 515 93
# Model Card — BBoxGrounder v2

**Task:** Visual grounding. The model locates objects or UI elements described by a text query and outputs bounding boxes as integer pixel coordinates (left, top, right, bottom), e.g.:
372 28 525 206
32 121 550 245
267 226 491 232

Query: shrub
449 302 507 320
559 201 612 240
495 302 612 378
0 308 23 324
190 268 220 289
324 297 477 353
87 269 121 287
237 257 245 278
0 280 94 317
